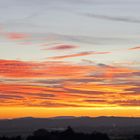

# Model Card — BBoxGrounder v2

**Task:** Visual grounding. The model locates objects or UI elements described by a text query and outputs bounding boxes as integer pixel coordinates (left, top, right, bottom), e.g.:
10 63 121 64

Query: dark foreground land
0 127 111 140
0 127 140 140
0 116 140 140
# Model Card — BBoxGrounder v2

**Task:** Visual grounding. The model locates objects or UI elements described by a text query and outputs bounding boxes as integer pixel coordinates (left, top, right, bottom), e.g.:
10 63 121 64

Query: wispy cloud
5 32 29 40
48 51 111 60
83 13 140 24
111 99 140 107
0 59 95 79
46 33 132 45
46 44 78 50
129 46 140 50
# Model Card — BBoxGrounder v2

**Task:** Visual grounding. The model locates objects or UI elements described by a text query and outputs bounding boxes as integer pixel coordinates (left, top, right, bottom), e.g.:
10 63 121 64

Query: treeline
27 127 110 140
0 127 140 140
0 127 110 140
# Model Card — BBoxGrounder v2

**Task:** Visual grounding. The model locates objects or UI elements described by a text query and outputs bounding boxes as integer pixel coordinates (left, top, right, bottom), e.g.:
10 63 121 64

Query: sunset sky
0 0 140 119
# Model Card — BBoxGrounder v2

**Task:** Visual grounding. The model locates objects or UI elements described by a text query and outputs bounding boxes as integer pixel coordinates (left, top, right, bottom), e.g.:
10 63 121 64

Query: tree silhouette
33 129 49 137
134 134 140 140
0 136 21 140
26 127 110 140
0 127 110 140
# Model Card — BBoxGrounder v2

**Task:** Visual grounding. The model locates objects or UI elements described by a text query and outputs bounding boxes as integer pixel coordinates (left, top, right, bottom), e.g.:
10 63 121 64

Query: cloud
111 99 140 107
84 99 107 103
46 44 77 50
48 51 111 60
84 99 140 107
27 101 94 108
5 32 29 40
46 33 131 45
0 59 138 83
0 59 95 79
0 94 23 99
83 13 140 24
0 82 99 107
64 82 135 94
0 83 60 106
0 59 140 108
97 63 113 68
129 46 140 50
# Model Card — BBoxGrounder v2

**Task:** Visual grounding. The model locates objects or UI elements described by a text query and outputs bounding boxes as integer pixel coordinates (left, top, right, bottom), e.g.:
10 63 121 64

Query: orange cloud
48 51 111 60
0 81 139 108
129 46 140 50
103 66 137 79
64 82 135 94
0 83 98 108
0 59 140 109
0 59 96 79
0 59 138 81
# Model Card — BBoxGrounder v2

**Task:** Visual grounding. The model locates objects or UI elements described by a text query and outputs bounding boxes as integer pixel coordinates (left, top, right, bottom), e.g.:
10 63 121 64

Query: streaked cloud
5 32 29 40
48 51 111 60
129 46 140 50
45 33 134 45
47 44 78 50
83 13 140 24
111 99 140 107
0 59 139 108
0 59 96 79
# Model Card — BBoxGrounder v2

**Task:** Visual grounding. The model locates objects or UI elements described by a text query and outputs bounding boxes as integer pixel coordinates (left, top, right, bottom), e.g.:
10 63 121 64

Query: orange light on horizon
0 106 140 119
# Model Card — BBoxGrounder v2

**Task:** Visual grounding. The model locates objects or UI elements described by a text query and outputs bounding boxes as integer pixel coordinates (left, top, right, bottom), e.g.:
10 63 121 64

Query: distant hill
1 116 140 128
0 116 140 139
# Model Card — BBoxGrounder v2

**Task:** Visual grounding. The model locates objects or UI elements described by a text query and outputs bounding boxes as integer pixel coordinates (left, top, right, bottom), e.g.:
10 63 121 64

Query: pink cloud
6 32 29 40
47 44 77 50
48 51 111 60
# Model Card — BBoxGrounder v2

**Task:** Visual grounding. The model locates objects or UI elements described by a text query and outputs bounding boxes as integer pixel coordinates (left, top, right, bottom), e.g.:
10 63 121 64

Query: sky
0 0 140 119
